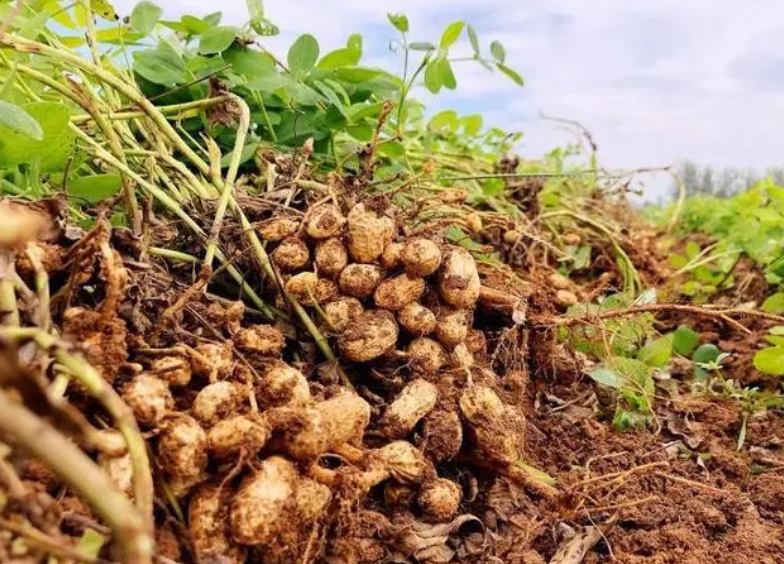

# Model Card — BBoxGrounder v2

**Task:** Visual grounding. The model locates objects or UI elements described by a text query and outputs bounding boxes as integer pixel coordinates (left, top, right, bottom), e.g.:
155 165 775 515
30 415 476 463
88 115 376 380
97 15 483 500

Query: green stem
149 247 200 264
252 91 277 142
205 94 250 267
70 97 229 125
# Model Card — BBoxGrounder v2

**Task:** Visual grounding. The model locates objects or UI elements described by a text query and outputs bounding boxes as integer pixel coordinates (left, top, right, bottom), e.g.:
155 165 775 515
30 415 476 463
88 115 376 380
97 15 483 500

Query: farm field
1 2 784 563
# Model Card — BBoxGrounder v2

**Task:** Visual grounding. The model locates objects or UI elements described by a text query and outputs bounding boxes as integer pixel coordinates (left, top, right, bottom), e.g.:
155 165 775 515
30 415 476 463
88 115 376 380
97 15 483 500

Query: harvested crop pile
0 179 561 563
2 4 784 564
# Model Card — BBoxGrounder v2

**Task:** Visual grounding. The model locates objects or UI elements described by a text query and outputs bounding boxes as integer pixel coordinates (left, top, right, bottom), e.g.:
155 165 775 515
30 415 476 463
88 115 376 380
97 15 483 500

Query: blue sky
111 0 784 200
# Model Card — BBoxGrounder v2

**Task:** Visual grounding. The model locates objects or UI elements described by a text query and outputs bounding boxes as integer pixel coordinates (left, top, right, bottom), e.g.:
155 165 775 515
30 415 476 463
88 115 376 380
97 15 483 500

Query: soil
489 370 784 564
2 195 784 564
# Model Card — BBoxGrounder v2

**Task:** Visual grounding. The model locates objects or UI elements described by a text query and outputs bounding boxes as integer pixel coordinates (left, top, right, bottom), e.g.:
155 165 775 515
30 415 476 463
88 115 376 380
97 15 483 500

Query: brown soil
500 372 784 564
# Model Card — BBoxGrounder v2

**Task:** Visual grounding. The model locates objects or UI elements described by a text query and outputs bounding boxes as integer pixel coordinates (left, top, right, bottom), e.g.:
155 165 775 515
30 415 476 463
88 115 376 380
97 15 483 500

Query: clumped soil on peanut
1 181 783 564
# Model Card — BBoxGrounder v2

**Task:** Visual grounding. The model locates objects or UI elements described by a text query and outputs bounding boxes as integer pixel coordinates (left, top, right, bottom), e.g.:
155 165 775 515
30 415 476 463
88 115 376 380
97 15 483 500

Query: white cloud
110 0 784 199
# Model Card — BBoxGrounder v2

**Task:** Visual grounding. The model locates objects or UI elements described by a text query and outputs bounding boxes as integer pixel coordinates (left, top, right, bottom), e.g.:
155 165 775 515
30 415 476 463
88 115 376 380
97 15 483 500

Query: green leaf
693 343 720 365
130 1 161 35
638 334 673 368
178 14 208 34
199 26 237 55
223 46 275 76
314 82 347 117
378 141 405 158
409 42 435 51
0 102 74 172
247 0 278 35
387 13 409 33
482 178 504 196
673 325 699 356
762 292 784 314
467 24 480 56
462 114 483 135
204 11 222 25
440 57 456 89
754 347 784 376
133 45 187 85
77 529 107 559
317 48 361 69
188 54 226 78
685 241 700 259
91 0 118 21
612 357 655 396
613 409 650 430
692 343 720 379
428 110 458 133
586 365 624 389
67 174 122 204
0 100 43 140
444 225 484 252
220 143 258 168
770 326 784 336
440 21 465 50
669 254 688 269
287 34 319 76
497 62 524 86
572 245 591 270
765 336 784 347
348 33 362 53
490 40 505 62
424 59 443 93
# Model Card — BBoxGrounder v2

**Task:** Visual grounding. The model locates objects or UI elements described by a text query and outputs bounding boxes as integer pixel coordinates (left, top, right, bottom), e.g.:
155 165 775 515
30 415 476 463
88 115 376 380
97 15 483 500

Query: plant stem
0 389 153 564
205 94 250 267
0 251 20 327
70 97 229 125
149 247 200 264
0 326 154 536
24 244 51 331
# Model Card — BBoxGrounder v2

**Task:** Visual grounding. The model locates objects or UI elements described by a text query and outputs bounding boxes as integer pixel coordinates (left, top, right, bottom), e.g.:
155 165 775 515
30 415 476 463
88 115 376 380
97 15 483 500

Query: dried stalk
0 389 152 564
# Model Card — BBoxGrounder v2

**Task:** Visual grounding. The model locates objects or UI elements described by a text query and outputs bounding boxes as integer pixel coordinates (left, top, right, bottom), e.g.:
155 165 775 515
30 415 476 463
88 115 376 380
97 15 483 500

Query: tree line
672 161 784 198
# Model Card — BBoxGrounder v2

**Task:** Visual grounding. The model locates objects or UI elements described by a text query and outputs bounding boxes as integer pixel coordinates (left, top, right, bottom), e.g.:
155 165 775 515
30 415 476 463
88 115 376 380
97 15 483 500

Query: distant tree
671 162 770 199
716 167 744 197
766 167 784 186
675 160 701 197
700 168 714 195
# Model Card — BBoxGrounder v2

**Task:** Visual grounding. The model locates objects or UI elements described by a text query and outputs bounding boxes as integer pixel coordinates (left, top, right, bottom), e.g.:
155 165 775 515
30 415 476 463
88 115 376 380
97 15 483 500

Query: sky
111 0 784 201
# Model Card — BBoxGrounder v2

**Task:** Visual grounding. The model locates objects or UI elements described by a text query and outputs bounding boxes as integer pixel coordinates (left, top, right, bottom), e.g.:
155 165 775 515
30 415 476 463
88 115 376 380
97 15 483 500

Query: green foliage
762 292 784 314
692 343 721 380
440 21 465 49
754 327 784 376
67 174 122 204
287 34 319 75
666 179 784 301
199 26 238 55
564 292 655 358
490 41 505 62
77 529 107 559
0 100 43 140
668 240 736 302
246 0 278 35
637 334 673 368
387 13 409 33
673 325 700 356
587 356 655 430
754 347 784 376
130 1 162 35
0 102 74 172
133 44 187 85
